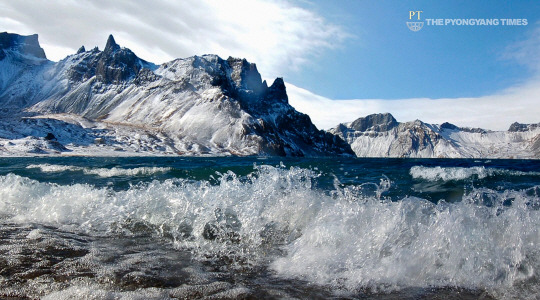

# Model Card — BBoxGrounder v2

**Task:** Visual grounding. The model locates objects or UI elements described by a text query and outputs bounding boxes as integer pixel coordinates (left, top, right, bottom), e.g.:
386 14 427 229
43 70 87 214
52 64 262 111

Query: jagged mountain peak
65 34 153 84
226 56 266 94
0 32 46 60
264 77 287 103
440 122 459 130
104 34 120 53
76 46 86 54
157 54 285 108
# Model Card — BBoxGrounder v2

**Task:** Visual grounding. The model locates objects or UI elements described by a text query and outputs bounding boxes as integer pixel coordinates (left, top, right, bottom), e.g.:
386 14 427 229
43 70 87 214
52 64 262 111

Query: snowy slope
330 113 540 159
0 32 353 157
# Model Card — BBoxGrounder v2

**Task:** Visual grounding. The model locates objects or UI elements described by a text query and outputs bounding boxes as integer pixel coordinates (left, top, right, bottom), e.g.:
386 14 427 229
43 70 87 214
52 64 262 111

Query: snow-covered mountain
2 32 537 159
0 32 353 157
330 113 540 159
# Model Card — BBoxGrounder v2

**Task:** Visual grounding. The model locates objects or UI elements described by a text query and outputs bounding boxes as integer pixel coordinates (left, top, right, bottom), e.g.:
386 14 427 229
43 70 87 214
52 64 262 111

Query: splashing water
410 165 540 181
0 158 539 299
26 164 172 177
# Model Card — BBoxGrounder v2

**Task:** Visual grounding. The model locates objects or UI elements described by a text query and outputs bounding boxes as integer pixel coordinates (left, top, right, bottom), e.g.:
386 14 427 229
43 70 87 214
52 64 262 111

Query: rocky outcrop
0 32 46 60
67 35 153 84
349 113 398 132
508 122 540 132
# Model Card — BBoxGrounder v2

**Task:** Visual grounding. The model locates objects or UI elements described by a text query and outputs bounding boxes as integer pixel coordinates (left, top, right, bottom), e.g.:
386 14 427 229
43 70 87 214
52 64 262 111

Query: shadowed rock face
440 122 459 130
264 78 287 104
509 122 526 132
68 35 150 84
0 32 47 60
189 56 353 156
226 57 267 95
206 60 353 156
76 46 86 54
442 122 487 134
508 122 540 132
349 113 399 132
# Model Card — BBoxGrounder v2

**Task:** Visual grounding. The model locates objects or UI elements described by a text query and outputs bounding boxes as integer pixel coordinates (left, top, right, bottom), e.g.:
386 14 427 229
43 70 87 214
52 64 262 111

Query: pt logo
407 10 424 32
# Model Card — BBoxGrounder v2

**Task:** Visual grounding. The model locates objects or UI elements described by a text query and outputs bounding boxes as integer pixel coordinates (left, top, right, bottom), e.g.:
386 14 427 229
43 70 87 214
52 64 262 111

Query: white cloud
288 22 540 132
0 0 346 79
287 81 540 131
504 20 540 72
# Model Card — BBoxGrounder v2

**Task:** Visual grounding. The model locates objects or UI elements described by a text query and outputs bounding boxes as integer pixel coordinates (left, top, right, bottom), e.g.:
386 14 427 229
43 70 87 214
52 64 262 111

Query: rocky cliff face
0 33 51 113
67 35 155 84
331 113 540 159
508 122 540 133
349 113 398 132
0 32 46 60
0 33 353 157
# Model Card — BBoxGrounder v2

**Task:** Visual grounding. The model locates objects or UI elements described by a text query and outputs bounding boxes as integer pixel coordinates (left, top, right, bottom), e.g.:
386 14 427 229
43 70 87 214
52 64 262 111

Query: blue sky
1 0 539 129
288 0 540 99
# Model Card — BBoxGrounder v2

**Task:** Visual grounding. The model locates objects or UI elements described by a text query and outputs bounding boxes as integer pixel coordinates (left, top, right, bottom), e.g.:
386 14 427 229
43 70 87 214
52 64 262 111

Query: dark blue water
0 157 539 299
2 157 538 202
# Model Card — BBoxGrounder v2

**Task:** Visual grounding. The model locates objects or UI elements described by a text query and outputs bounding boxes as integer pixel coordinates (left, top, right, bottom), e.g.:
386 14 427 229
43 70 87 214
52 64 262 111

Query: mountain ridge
0 32 353 157
331 113 540 159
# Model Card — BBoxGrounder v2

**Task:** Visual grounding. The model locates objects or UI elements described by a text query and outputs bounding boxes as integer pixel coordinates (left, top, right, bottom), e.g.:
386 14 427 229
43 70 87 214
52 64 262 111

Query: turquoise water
0 157 539 299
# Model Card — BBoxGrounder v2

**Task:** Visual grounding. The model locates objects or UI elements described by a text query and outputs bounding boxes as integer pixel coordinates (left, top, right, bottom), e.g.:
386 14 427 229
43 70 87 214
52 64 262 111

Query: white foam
410 165 540 181
26 228 43 239
27 164 80 173
26 164 171 177
41 283 251 300
42 285 169 300
410 165 491 181
1 166 540 298
83 166 172 177
271 190 540 298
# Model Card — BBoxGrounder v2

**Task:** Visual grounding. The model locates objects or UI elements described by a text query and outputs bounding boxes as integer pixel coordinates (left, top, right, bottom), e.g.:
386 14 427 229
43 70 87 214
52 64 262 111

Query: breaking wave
26 164 171 177
1 165 540 299
410 165 540 182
